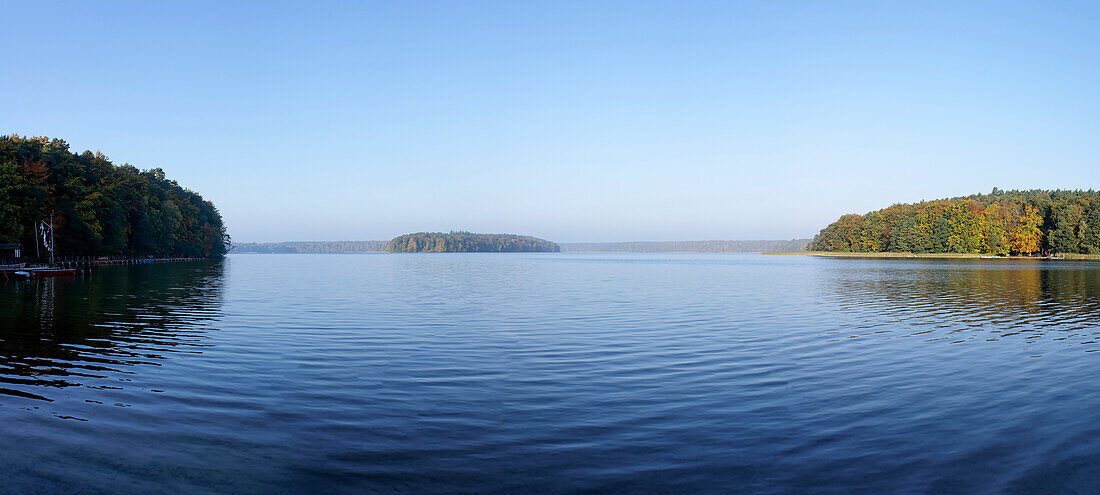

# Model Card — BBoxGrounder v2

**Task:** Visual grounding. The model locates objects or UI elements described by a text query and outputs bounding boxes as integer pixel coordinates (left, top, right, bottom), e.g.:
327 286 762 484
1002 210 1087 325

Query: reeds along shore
764 251 1100 260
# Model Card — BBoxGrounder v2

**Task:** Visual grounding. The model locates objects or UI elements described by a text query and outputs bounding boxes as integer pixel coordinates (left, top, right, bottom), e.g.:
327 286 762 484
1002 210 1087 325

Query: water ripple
2 254 1100 493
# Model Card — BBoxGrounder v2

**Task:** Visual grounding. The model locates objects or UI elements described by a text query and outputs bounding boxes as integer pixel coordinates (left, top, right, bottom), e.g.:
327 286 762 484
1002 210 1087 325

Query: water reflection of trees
825 260 1100 342
0 261 225 402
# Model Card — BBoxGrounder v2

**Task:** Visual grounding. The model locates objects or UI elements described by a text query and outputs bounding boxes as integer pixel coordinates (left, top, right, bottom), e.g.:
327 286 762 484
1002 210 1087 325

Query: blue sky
2 1 1098 242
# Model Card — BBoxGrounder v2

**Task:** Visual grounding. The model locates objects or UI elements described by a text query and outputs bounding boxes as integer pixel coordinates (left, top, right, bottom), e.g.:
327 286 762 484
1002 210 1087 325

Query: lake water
2 253 1100 493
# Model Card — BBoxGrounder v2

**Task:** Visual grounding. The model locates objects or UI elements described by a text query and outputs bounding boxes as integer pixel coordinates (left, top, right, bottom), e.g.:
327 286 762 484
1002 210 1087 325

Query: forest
808 189 1100 255
0 135 229 258
388 232 560 253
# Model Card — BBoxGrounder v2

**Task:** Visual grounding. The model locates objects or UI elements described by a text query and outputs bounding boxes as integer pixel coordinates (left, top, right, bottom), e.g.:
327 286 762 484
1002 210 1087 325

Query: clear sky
2 1 1098 242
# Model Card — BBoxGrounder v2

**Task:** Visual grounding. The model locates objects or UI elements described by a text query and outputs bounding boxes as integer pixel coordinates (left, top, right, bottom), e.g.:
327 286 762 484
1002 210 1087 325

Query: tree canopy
0 135 229 258
808 189 1100 255
388 232 560 253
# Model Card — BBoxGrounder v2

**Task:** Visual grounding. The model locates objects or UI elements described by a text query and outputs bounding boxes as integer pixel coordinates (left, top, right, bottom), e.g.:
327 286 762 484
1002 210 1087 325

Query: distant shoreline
231 239 812 254
765 251 1100 260
388 232 559 253
559 239 810 253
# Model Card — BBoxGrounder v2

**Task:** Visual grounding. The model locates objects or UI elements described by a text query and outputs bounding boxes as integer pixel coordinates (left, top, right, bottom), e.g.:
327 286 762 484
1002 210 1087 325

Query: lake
2 253 1100 493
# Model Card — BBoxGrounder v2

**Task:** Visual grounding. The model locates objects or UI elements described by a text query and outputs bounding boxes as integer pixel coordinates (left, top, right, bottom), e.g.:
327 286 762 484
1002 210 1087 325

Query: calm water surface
2 253 1100 493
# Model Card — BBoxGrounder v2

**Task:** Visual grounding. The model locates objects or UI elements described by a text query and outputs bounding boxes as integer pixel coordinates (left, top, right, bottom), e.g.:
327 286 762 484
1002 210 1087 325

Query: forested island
0 135 229 258
561 239 810 253
809 189 1100 255
388 232 560 253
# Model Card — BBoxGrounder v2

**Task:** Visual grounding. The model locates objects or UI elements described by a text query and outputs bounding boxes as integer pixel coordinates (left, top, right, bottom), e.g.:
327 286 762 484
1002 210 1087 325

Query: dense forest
231 241 387 253
388 232 560 253
0 135 229 258
560 239 810 253
808 189 1100 255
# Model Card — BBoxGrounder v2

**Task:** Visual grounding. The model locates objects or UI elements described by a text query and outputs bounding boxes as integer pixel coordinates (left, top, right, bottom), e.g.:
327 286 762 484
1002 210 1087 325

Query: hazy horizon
4 1 1099 243
233 236 813 244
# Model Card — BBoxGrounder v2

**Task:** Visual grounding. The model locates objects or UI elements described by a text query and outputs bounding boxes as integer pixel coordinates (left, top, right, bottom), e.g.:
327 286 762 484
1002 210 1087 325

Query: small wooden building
0 244 22 262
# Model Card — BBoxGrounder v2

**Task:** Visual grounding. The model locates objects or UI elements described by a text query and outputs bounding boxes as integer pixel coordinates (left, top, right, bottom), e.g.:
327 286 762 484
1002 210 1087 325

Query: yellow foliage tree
1010 204 1043 254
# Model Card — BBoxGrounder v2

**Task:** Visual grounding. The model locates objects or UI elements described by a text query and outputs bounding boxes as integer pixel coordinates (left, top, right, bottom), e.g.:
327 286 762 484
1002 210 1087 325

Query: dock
0 256 205 280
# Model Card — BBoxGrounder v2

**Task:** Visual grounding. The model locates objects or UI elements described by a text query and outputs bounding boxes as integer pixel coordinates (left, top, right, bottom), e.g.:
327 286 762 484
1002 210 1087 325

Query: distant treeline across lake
231 238 811 254
231 241 389 254
388 232 559 253
560 240 810 253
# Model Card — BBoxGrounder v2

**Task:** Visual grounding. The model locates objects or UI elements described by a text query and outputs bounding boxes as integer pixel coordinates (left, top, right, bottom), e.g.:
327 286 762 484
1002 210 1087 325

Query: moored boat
19 267 77 277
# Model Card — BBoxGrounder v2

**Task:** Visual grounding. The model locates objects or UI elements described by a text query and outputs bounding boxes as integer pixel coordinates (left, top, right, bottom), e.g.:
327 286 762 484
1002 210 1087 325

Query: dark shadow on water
0 260 225 404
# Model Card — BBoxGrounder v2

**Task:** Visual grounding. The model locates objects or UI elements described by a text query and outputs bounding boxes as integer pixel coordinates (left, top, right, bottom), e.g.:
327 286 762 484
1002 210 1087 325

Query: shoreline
764 251 1100 260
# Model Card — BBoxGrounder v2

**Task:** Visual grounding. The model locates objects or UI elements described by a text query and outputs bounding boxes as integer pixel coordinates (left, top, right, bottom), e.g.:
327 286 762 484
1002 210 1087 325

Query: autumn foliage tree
0 135 229 258
808 189 1100 255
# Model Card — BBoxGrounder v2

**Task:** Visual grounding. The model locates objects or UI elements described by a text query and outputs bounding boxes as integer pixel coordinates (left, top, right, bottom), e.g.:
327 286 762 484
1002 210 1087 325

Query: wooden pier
1 256 205 280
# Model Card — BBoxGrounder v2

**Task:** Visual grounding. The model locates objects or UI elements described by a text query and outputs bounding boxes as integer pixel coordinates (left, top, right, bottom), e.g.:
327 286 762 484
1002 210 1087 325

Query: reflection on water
823 259 1100 346
3 254 1100 493
0 261 224 408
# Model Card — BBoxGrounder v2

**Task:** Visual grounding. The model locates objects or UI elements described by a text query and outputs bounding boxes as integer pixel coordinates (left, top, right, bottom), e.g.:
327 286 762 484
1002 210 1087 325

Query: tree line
0 135 229 258
808 189 1100 255
232 238 814 254
231 241 388 253
560 239 811 253
388 232 560 253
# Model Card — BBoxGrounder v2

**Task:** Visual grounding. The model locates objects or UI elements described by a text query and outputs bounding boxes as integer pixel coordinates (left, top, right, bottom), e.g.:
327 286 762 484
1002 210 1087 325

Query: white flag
40 221 52 254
